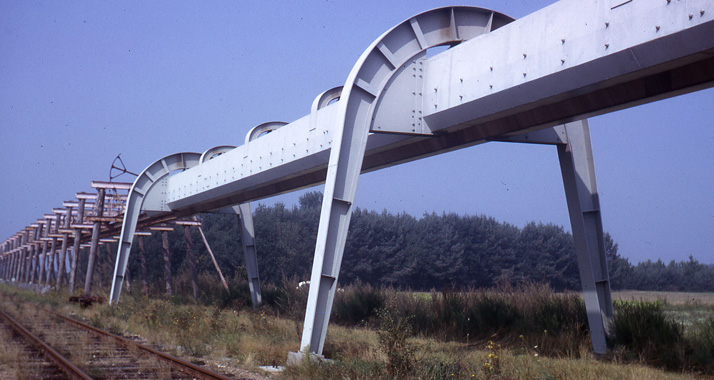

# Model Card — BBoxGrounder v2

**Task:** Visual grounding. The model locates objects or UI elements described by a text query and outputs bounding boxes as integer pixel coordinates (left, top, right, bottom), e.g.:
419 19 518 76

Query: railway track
0 311 72 379
0 296 237 380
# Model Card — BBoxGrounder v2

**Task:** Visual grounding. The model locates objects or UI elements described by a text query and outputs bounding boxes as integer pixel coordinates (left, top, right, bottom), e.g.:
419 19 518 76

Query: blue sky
1 0 712 266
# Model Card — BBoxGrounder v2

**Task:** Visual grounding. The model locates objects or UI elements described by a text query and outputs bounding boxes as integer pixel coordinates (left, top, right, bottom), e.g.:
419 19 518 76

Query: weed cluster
326 282 588 358
376 307 416 378
613 299 714 373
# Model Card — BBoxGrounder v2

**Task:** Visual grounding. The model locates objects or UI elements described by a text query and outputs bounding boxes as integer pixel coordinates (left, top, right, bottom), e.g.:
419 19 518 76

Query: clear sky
1 0 712 266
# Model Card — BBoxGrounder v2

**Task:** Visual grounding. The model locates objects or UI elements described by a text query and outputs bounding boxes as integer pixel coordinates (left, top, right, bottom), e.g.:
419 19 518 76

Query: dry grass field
613 291 714 306
2 284 712 380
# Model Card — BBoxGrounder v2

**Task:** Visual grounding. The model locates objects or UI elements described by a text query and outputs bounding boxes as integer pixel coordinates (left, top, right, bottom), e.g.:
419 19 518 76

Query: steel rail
0 309 92 380
43 308 234 380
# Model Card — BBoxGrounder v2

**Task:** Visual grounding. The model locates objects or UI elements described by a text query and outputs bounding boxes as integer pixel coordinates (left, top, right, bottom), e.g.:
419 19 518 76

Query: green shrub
377 307 416 379
274 276 309 320
687 316 714 372
614 300 683 369
333 282 385 324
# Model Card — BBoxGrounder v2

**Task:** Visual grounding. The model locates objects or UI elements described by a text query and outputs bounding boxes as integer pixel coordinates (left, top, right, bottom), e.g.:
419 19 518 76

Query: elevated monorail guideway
109 0 714 358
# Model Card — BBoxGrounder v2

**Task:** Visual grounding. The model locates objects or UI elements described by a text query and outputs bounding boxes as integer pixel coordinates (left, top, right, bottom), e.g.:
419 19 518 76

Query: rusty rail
44 308 234 380
0 309 92 380
0 289 235 380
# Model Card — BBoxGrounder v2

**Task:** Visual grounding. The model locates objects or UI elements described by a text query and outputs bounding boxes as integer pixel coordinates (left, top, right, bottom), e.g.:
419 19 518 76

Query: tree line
125 191 714 293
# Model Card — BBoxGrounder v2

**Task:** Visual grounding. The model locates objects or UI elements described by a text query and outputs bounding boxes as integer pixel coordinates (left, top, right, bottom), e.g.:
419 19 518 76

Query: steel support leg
298 94 372 356
234 203 261 309
558 120 614 354
110 152 200 304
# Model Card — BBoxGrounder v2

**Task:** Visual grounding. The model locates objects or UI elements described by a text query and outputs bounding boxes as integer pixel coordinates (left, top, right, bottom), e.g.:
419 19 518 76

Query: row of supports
1 179 259 308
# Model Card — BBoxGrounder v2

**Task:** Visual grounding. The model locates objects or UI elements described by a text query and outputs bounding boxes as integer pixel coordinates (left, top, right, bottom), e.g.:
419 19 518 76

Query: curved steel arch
300 6 513 356
110 152 201 303
200 145 236 164
245 121 288 144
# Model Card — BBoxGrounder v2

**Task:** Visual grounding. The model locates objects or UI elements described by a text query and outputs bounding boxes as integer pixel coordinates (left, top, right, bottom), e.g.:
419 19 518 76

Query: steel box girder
164 0 713 216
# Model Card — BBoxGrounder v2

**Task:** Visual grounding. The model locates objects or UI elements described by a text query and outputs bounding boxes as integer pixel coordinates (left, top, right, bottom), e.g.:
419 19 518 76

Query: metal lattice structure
2 0 713 359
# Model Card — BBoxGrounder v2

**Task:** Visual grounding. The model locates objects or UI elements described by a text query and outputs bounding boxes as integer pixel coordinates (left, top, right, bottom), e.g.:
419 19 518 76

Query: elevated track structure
0 179 229 302
2 0 713 359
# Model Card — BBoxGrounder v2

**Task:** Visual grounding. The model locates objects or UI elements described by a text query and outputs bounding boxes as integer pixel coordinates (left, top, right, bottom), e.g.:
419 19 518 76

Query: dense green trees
126 191 714 293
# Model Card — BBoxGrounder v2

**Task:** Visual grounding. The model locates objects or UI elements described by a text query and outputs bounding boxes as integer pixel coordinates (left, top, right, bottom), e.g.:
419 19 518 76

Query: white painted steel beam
163 0 713 217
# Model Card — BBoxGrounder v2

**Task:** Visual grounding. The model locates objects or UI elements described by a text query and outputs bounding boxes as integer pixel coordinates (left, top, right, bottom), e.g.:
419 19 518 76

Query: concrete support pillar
15 251 21 282
39 241 47 284
3 255 9 280
46 217 59 285
68 199 85 295
84 188 105 295
184 226 200 301
7 253 12 281
558 120 614 354
57 207 73 286
11 252 18 281
20 247 28 283
139 236 149 295
29 239 37 284
17 233 27 283
162 230 173 297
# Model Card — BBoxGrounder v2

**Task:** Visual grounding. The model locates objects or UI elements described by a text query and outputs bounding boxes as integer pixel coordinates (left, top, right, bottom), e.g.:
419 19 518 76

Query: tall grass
688 316 714 372
2 281 712 378
327 282 590 358
319 282 712 374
